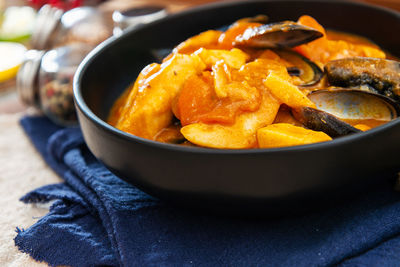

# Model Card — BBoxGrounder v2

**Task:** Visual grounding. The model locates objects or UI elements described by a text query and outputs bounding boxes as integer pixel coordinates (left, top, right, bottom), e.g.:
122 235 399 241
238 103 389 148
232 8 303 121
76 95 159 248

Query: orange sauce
342 118 389 129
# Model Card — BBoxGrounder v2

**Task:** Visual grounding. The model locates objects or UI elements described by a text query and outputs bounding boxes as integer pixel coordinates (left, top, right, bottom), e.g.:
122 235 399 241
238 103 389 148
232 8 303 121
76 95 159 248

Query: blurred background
0 0 399 118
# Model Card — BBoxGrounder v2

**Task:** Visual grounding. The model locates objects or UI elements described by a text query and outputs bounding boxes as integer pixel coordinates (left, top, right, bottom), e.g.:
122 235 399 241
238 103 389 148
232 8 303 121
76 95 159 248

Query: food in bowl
108 15 400 149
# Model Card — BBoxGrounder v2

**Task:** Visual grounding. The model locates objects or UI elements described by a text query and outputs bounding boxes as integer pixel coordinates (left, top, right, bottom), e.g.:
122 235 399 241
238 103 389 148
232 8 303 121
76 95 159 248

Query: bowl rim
73 0 400 155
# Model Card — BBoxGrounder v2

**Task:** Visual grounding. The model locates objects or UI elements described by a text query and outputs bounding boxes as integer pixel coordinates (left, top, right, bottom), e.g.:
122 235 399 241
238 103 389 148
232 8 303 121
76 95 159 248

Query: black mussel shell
325 57 400 101
308 88 400 122
292 107 361 138
274 49 323 86
234 21 323 49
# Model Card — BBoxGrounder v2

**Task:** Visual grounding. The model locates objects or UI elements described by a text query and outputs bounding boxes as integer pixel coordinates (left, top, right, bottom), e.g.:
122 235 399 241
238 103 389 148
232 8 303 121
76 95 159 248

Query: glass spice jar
20 4 169 126
30 4 112 50
17 43 92 126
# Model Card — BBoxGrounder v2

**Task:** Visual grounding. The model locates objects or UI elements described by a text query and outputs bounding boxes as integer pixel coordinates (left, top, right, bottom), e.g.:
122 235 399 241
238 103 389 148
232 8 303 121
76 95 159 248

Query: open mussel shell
293 88 400 137
292 107 361 138
308 89 400 125
234 21 323 49
325 57 400 101
274 49 323 86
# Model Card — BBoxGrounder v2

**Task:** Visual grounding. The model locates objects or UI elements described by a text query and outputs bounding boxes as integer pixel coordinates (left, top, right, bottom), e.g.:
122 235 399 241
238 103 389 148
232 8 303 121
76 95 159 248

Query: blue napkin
15 116 400 267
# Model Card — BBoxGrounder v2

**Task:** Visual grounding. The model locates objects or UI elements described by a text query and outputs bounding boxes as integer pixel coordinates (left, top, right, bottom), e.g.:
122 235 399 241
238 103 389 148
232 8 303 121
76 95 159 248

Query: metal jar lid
112 6 168 36
30 4 63 50
16 49 45 107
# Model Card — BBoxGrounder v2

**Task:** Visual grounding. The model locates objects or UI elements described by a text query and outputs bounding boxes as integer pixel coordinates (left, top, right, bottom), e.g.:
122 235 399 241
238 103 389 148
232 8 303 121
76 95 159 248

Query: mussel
325 57 400 101
273 49 323 86
293 89 400 137
234 21 323 49
292 107 361 138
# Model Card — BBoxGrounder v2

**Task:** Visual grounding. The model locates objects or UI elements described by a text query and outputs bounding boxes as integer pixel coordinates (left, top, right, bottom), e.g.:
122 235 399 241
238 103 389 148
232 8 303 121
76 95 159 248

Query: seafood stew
74 0 400 212
108 15 400 149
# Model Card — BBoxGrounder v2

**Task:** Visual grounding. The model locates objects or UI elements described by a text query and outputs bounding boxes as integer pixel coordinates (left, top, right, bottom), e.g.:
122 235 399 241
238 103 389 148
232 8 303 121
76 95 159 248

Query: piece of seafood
114 53 206 139
293 89 400 137
273 49 323 86
308 89 400 125
292 107 361 138
234 21 323 49
325 57 400 101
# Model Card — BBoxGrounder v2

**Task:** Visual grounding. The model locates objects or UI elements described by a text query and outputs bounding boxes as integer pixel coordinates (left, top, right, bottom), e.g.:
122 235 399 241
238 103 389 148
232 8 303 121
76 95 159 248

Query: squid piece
116 53 206 139
181 90 280 149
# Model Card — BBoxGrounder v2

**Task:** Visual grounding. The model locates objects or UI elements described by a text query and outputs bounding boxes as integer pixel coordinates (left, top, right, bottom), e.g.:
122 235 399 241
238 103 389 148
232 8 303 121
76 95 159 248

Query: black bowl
74 0 400 214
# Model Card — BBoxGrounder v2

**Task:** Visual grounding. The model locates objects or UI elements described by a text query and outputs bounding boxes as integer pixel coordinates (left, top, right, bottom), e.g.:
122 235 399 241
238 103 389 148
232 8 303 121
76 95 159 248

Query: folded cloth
15 116 400 267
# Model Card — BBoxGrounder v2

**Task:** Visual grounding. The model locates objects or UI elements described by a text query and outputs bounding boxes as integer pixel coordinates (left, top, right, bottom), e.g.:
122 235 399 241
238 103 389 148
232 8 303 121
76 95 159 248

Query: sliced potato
263 73 316 108
353 124 371 131
116 54 206 139
181 90 280 149
257 123 332 148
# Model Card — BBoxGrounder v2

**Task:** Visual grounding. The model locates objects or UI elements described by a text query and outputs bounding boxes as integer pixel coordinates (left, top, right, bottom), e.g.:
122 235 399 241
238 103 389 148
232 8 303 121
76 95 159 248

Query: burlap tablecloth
0 113 61 266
